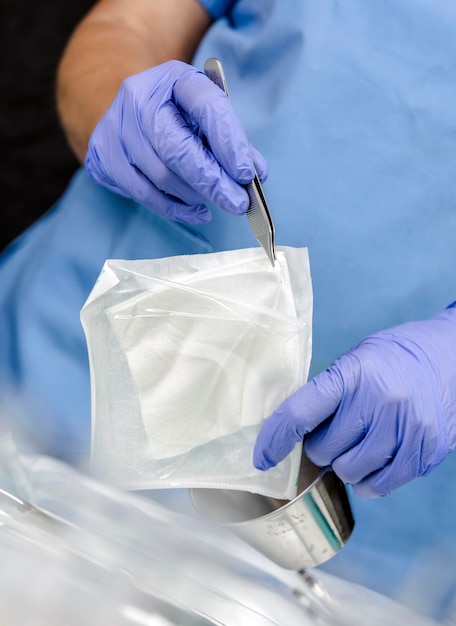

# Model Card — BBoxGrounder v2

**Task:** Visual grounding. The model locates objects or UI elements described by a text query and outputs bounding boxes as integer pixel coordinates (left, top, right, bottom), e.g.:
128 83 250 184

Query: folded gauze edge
81 247 312 463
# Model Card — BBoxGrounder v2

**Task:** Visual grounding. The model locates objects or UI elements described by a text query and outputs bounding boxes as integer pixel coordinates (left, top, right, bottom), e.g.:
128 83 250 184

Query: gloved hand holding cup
254 304 456 498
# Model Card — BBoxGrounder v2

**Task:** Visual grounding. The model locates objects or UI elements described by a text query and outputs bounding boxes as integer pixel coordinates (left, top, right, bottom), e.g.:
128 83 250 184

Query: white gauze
106 251 303 459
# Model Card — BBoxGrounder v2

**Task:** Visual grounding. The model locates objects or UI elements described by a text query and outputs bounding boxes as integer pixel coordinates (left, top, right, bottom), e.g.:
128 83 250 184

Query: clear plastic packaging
0 455 439 626
81 247 312 499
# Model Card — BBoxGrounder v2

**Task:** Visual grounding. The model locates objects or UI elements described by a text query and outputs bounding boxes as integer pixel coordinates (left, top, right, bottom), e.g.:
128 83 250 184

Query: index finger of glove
253 366 344 471
151 103 250 215
172 71 256 183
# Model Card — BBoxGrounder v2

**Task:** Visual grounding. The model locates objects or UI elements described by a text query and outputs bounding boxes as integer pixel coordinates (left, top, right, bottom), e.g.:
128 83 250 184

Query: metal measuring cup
189 455 354 570
190 457 355 624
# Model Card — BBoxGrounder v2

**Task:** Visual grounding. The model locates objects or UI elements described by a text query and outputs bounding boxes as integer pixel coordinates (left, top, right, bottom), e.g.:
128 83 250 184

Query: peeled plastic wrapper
81 247 312 499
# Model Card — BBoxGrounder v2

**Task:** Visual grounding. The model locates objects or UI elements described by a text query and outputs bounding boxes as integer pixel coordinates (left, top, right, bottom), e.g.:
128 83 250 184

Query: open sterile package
81 246 312 499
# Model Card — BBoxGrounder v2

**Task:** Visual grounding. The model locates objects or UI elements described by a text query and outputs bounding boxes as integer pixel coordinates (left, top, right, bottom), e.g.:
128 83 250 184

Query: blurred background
0 0 95 252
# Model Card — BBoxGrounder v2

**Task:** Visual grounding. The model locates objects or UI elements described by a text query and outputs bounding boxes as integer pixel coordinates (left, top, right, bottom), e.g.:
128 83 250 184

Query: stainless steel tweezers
204 57 276 267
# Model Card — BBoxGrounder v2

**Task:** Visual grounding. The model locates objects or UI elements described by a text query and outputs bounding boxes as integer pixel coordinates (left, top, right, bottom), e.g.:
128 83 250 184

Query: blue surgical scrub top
1 0 456 614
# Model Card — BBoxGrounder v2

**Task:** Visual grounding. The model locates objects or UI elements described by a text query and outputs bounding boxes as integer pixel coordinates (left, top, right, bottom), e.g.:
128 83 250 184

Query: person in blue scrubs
2 0 456 618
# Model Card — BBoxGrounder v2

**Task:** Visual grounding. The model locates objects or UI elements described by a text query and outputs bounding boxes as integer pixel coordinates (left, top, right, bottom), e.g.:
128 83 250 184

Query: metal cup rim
190 465 333 528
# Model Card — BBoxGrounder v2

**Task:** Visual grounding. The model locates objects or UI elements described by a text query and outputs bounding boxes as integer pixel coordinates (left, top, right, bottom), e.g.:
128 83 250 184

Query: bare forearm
56 0 211 161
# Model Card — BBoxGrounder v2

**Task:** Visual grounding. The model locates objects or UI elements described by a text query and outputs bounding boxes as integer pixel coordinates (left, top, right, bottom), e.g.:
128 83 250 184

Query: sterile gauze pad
81 247 312 499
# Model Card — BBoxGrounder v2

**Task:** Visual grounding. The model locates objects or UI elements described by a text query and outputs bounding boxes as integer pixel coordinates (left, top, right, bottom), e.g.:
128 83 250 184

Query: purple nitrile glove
253 304 456 498
85 60 268 225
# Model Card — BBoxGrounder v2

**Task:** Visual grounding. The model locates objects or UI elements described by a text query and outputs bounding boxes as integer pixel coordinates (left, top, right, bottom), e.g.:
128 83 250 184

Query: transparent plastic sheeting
81 247 313 499
0 455 440 626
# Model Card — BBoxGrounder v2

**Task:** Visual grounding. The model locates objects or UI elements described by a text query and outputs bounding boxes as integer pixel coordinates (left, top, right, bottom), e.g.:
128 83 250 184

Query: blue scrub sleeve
196 0 235 19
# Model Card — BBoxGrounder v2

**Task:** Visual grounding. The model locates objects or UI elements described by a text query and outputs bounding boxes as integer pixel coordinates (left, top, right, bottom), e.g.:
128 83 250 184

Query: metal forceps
204 58 276 267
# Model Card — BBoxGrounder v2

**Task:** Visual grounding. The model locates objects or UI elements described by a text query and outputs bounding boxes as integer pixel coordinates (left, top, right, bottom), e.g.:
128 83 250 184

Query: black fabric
0 0 95 252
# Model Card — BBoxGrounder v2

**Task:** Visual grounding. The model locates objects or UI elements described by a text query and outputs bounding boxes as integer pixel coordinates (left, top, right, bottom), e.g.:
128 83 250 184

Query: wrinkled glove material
85 60 268 224
254 306 456 498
